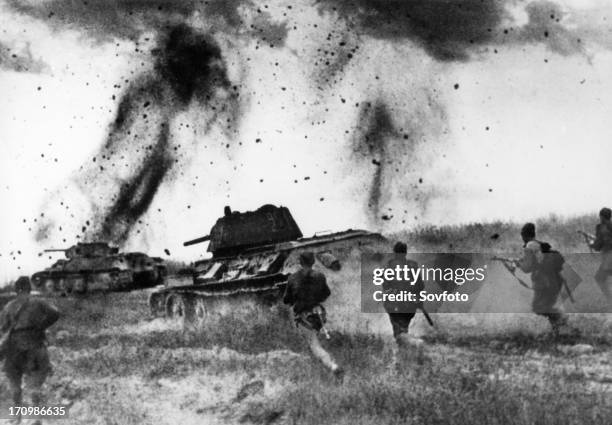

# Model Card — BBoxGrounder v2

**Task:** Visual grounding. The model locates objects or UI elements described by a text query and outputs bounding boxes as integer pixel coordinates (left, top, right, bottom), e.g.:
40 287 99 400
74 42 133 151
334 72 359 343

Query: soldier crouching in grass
0 276 60 424
283 252 343 378
383 242 426 367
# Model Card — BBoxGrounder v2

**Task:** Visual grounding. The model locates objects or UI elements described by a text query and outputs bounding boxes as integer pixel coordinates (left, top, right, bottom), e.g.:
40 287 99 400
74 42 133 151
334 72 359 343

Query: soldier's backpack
537 241 565 275
601 222 612 250
0 299 29 360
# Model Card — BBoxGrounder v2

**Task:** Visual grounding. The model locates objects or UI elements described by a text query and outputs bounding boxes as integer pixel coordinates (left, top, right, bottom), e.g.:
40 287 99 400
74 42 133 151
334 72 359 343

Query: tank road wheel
44 279 57 293
192 298 208 328
149 292 165 318
166 294 186 323
35 276 56 294
72 276 88 294
58 278 71 294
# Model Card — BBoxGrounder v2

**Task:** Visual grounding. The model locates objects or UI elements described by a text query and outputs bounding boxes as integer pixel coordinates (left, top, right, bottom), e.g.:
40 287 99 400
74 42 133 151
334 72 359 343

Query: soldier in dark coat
383 242 425 364
0 276 60 412
516 223 568 334
591 207 612 302
283 252 342 377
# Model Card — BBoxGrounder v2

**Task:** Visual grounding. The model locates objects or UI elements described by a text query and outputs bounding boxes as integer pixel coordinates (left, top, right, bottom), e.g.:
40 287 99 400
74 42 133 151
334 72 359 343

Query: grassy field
0 289 609 425
391 213 598 254
0 215 610 424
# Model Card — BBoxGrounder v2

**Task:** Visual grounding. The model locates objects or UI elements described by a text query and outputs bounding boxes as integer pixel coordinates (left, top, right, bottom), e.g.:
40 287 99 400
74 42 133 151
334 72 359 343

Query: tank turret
185 205 303 258
45 242 119 259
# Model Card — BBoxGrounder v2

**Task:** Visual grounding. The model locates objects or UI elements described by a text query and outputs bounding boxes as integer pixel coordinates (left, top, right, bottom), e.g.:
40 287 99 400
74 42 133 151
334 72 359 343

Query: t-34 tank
149 204 385 324
31 242 167 294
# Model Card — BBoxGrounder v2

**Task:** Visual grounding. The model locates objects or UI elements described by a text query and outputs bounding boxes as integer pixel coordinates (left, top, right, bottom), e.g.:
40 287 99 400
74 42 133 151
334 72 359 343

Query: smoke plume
35 23 240 244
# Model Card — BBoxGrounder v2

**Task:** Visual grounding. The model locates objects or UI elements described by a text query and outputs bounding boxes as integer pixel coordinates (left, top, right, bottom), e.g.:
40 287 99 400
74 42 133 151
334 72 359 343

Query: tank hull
31 269 135 294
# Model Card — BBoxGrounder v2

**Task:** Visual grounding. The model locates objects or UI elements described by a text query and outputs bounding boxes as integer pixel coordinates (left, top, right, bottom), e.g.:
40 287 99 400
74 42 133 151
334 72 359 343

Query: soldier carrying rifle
283 252 343 378
496 223 572 336
579 207 612 302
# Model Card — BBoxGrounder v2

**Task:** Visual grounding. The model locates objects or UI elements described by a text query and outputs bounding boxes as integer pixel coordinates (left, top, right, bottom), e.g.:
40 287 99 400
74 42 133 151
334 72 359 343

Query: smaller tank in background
31 242 166 294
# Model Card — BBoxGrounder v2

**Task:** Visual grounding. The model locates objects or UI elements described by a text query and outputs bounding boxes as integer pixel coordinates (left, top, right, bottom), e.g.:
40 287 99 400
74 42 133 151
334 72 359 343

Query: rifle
491 256 533 290
418 306 435 328
576 230 595 253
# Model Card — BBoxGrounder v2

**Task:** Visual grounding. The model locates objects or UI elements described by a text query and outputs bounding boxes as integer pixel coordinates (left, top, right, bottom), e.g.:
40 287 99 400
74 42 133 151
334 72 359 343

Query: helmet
393 241 407 254
299 251 315 267
520 223 536 239
14 276 31 293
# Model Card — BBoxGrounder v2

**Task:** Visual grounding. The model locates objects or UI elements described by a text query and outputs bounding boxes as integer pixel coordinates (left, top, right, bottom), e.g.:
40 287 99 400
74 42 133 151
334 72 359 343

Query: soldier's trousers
301 327 339 372
531 282 566 329
387 313 416 339
386 312 425 365
3 345 51 405
594 252 612 300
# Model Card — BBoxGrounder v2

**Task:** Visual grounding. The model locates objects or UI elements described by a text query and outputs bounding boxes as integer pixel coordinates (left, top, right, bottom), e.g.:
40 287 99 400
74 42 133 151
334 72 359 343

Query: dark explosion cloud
352 102 400 220
93 24 238 244
318 0 507 61
5 0 288 47
34 23 240 245
155 25 228 106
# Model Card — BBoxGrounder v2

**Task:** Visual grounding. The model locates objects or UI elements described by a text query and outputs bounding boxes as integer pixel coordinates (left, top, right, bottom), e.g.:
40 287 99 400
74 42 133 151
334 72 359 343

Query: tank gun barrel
183 235 210 247
43 249 67 252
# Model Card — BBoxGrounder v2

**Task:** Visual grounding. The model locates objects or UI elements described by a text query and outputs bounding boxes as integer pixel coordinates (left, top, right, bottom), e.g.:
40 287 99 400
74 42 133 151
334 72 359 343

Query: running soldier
0 276 60 422
515 223 569 335
283 252 343 377
383 242 425 365
590 207 612 302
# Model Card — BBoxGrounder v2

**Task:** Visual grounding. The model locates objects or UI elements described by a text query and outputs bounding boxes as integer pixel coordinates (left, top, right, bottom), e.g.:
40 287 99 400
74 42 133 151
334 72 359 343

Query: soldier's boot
28 375 46 425
410 336 427 365
548 313 570 338
9 381 22 424
388 341 401 371
31 392 44 424
396 334 428 365
307 331 341 376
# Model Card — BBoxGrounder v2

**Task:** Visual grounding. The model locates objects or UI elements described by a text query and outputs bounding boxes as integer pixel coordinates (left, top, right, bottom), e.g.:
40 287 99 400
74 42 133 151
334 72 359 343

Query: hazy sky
1 0 611 279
